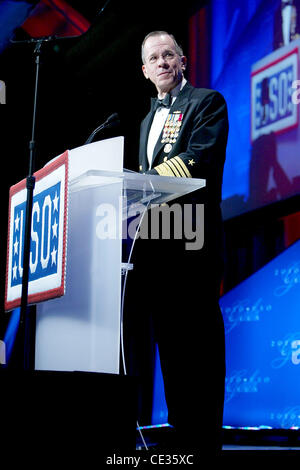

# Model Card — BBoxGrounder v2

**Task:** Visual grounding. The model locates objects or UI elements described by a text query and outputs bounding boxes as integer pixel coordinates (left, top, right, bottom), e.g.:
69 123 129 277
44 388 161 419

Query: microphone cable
120 193 154 452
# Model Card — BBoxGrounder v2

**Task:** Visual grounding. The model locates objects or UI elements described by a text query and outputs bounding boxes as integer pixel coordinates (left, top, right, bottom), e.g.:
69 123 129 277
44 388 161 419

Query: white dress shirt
147 78 187 168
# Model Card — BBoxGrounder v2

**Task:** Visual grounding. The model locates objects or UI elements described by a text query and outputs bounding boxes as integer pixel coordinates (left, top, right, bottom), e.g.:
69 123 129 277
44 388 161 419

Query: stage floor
136 426 300 455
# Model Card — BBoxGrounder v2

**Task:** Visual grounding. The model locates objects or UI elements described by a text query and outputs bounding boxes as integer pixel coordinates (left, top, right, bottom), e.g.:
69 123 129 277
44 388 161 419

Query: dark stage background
1 0 300 448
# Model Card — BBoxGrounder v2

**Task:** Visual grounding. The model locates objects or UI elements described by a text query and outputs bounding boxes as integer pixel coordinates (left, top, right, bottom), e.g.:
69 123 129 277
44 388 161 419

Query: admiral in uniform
126 31 229 456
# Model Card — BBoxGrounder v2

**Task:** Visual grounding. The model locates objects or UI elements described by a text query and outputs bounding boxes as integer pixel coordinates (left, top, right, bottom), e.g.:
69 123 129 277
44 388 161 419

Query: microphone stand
17 38 45 371
10 33 82 370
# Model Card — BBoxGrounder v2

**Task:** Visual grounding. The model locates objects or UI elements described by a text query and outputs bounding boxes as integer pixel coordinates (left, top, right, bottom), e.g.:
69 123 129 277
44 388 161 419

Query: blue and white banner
220 239 300 430
251 47 299 141
5 151 69 311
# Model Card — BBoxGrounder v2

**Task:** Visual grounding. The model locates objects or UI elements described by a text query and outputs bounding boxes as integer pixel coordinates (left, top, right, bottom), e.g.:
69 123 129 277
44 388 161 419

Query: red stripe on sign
5 151 69 311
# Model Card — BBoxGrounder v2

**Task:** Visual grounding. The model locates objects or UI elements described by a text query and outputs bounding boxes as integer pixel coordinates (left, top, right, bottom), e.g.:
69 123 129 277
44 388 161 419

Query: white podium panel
35 138 124 373
35 184 123 373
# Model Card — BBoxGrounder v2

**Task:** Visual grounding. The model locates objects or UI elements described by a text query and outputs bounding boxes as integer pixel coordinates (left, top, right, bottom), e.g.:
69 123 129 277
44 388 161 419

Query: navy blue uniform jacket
139 81 229 257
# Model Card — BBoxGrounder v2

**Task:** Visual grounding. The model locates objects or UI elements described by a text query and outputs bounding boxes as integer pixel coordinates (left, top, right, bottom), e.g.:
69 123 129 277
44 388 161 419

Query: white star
12 262 17 279
13 238 19 255
52 219 58 238
53 192 59 212
51 247 57 265
14 213 20 231
18 264 23 279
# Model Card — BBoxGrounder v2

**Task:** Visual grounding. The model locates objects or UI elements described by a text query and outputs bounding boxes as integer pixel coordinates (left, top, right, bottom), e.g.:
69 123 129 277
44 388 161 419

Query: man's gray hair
141 31 184 64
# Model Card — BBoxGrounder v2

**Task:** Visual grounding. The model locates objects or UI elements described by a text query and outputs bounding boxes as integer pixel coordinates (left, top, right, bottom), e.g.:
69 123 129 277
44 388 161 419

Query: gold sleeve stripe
169 158 188 177
173 156 192 178
155 157 193 178
155 162 176 177
165 159 182 177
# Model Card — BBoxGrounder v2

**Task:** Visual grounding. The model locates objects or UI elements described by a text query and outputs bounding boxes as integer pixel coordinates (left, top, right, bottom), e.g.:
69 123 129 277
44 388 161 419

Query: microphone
84 113 120 144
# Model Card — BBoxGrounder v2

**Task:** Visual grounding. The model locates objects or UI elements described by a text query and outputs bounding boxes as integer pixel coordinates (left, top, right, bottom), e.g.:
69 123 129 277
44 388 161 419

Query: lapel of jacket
151 82 193 168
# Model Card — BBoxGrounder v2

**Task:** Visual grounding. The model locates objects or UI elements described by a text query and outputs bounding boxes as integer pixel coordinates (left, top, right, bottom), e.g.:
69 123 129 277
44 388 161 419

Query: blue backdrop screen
152 240 300 429
220 239 300 429
209 0 300 219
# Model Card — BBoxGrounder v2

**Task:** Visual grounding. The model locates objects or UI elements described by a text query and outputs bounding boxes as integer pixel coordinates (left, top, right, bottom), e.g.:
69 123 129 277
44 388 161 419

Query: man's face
142 34 187 96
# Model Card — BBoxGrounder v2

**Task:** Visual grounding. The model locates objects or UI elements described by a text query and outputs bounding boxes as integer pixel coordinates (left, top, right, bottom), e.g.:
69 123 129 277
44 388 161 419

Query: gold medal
164 143 172 153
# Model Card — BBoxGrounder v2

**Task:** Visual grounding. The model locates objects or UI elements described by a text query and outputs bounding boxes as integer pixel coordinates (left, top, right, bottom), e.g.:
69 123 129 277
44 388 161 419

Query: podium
35 136 206 373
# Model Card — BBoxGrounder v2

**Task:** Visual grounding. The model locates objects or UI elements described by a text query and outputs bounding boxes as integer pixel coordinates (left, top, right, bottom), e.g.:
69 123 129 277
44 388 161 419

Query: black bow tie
153 93 172 111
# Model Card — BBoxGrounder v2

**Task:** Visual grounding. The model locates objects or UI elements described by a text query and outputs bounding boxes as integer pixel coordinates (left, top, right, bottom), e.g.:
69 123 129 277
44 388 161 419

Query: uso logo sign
5 152 68 311
251 47 299 141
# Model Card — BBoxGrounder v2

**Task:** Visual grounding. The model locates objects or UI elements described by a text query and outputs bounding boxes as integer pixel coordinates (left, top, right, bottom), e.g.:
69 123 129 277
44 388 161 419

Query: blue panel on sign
220 239 300 429
11 182 61 286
